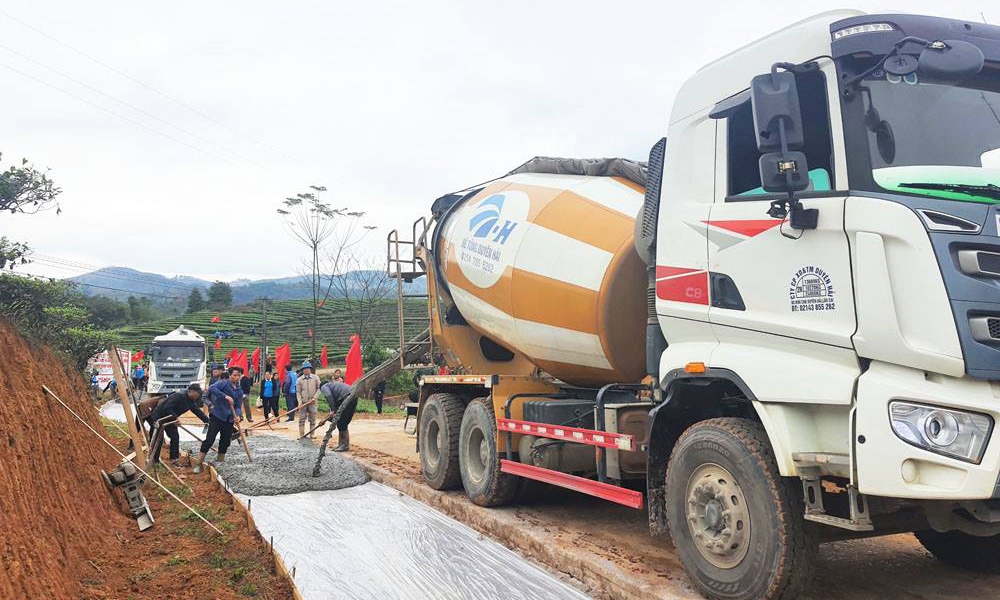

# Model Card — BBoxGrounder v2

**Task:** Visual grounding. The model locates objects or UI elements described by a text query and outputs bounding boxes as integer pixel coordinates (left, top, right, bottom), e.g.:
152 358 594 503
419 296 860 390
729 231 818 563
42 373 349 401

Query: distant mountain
66 267 426 305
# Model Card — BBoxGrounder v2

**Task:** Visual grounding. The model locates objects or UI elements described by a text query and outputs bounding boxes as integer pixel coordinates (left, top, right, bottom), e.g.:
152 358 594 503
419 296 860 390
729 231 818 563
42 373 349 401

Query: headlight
889 401 993 464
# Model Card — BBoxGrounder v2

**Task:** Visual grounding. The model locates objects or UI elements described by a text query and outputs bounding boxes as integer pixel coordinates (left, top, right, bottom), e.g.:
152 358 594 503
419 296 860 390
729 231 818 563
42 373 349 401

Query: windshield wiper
898 182 1000 200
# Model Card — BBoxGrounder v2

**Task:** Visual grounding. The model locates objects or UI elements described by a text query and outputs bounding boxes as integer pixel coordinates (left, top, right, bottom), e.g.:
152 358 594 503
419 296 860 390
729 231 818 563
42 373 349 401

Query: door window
726 70 835 199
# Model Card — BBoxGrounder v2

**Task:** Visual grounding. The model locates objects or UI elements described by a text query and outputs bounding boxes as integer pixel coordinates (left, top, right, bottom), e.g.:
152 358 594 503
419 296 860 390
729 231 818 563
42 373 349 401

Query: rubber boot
308 418 316 439
192 452 206 474
298 421 306 439
216 452 226 463
333 431 350 452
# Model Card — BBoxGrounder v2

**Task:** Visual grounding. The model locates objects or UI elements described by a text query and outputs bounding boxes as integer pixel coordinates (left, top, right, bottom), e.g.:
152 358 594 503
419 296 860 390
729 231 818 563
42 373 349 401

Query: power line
0 58 246 168
0 9 383 203
30 254 202 291
7 269 188 300
0 42 270 169
0 9 307 167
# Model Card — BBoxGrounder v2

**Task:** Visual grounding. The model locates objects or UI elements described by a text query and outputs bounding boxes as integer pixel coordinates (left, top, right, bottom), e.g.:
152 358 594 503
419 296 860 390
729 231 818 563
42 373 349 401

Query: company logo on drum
456 190 529 288
469 194 518 244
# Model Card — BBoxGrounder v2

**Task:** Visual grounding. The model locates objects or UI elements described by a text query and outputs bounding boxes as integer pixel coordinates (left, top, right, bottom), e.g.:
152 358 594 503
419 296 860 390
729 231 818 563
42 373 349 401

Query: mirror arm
843 36 930 95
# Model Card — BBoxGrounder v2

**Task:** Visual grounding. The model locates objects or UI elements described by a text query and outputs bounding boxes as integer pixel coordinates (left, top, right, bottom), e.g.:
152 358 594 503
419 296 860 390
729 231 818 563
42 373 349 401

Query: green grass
113 298 426 364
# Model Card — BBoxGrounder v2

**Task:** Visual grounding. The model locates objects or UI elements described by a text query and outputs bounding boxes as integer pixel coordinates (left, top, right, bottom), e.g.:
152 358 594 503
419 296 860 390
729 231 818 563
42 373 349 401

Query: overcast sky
1 1 994 283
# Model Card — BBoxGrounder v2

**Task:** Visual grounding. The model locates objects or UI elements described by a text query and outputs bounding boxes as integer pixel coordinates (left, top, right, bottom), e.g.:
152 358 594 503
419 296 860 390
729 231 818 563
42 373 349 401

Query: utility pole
261 297 269 370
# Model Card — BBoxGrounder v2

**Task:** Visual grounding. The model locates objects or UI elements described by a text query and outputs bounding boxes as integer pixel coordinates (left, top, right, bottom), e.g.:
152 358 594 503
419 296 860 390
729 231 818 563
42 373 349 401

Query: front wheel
665 418 817 600
916 530 1000 573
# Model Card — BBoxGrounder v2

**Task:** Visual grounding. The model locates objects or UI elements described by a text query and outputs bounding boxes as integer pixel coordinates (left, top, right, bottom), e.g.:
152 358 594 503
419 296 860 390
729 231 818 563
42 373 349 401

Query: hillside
68 267 427 304
114 297 427 364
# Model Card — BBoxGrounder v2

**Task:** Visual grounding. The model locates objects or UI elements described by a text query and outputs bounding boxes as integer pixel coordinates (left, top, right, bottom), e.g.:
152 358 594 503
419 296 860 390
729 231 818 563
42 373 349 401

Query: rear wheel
418 393 465 490
459 397 518 507
665 418 817 600
916 530 1000 573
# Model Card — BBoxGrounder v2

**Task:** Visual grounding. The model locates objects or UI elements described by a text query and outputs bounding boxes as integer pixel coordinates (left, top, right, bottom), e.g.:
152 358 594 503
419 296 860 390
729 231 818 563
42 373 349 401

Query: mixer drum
437 172 647 386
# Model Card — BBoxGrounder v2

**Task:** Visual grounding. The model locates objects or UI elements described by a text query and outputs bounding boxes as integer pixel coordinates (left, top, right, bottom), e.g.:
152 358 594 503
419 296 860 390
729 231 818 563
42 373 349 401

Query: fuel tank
436 171 646 386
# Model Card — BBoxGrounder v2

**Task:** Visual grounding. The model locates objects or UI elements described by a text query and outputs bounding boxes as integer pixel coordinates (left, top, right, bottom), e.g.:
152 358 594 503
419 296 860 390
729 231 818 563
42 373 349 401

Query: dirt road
212 414 1000 599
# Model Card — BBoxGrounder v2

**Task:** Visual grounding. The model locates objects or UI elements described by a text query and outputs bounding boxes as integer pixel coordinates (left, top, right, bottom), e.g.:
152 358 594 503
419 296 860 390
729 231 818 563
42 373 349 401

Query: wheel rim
464 424 488 485
425 419 442 469
685 463 751 569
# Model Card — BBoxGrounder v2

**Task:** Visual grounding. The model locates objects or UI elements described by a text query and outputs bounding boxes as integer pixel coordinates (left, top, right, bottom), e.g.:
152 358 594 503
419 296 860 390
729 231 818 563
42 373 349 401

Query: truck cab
146 326 207 396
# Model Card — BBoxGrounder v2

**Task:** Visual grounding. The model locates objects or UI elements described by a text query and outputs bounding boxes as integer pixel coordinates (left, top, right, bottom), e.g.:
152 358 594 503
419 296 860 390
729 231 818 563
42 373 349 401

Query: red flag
275 343 291 383
131 350 144 363
214 338 222 349
320 345 328 368
231 349 249 374
251 347 261 372
224 348 238 362
345 334 362 384
211 315 221 323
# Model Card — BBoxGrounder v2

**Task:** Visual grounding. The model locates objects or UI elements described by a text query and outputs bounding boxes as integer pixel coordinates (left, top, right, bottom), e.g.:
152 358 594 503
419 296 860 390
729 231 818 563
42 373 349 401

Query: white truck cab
146 326 207 395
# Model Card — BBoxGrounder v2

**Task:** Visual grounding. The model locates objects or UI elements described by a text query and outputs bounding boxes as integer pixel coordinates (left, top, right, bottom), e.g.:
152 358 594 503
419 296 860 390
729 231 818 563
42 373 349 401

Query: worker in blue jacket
192 366 244 473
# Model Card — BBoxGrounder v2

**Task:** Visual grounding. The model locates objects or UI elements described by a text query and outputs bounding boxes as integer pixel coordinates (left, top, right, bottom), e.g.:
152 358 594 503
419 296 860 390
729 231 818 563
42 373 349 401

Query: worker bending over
146 383 209 466
316 379 354 452
193 366 244 473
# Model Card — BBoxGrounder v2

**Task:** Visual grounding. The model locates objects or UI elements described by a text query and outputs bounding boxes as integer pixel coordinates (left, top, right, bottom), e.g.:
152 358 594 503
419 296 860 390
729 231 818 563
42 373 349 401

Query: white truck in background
146 326 206 395
388 9 1000 600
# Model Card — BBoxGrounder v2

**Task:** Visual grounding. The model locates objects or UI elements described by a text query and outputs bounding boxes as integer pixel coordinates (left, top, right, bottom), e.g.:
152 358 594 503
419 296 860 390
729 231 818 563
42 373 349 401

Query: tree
207 281 233 310
333 254 392 342
0 237 31 270
84 295 130 329
187 287 206 313
126 295 158 324
278 186 365 358
0 274 118 367
0 154 62 215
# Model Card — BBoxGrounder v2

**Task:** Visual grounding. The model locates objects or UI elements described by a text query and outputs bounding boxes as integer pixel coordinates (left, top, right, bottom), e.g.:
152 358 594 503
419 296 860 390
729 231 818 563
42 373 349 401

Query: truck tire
459 397 518 507
916 530 1000 573
665 418 817 600
419 393 465 490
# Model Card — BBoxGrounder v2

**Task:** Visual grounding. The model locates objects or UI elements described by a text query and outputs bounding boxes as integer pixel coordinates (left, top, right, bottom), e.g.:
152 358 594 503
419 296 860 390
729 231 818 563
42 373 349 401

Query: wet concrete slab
238 482 591 600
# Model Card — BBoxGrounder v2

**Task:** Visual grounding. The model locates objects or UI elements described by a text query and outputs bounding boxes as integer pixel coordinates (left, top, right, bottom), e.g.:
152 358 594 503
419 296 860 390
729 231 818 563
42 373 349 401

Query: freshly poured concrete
239 482 591 600
190 435 369 495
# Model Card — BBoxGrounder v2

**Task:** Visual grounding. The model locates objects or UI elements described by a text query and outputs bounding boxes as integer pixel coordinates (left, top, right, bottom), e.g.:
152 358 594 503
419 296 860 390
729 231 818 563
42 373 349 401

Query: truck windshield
151 345 204 362
852 68 1000 204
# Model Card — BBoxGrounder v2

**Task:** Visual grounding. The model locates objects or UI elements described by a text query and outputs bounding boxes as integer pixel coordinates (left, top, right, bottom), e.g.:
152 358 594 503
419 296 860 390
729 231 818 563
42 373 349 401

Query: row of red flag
214 335 363 385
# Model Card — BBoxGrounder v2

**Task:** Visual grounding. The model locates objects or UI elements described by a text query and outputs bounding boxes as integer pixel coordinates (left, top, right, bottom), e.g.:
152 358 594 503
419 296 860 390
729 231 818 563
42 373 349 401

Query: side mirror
751 66 818 229
918 40 984 84
759 152 810 193
750 70 804 152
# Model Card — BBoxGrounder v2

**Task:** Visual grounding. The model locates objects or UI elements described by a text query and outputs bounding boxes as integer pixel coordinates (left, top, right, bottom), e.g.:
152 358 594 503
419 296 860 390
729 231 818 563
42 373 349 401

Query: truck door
706 66 860 405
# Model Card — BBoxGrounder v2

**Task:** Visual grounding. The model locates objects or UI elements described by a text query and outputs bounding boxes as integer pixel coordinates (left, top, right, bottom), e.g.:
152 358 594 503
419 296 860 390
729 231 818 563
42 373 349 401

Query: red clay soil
0 321 293 600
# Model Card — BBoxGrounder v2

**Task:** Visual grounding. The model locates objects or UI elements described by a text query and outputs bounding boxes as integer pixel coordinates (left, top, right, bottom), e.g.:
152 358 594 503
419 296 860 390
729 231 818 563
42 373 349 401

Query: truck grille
970 316 1000 344
153 363 200 392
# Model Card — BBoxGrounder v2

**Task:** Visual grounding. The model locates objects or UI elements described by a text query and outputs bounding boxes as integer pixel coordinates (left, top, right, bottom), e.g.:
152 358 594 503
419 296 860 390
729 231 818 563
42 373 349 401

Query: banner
88 349 132 390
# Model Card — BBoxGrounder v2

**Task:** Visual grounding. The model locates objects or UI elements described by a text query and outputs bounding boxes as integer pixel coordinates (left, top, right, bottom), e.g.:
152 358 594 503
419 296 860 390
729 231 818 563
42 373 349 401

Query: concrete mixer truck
387 10 1000 600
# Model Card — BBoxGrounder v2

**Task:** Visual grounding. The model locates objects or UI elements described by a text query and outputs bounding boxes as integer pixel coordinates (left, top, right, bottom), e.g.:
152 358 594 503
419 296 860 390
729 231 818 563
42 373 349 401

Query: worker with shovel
296 361 321 439
146 384 210 466
192 366 244 473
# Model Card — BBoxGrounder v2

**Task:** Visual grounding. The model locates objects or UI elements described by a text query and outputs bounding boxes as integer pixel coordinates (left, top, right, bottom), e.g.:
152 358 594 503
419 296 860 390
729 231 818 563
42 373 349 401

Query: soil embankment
0 321 122 600
0 321 295 599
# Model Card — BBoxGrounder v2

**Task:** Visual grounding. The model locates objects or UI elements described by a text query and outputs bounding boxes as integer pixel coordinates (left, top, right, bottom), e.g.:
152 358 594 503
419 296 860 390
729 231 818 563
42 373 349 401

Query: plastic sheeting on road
239 482 591 600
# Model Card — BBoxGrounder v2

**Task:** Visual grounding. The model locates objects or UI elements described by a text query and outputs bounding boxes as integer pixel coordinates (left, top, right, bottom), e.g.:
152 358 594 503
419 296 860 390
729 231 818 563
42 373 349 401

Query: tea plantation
115 298 426 365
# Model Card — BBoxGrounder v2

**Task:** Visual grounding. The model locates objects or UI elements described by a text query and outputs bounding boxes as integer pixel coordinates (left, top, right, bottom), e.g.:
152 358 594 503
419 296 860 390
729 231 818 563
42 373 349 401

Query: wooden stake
246 398 317 430
41 385 223 536
108 345 146 466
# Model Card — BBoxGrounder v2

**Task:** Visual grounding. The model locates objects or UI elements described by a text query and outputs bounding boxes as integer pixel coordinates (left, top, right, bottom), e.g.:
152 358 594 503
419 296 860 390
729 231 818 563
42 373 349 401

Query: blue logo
468 194 517 244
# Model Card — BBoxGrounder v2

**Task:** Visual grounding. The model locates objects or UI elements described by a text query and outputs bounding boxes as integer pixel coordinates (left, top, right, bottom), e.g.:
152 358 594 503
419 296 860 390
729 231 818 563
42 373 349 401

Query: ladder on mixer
387 216 434 369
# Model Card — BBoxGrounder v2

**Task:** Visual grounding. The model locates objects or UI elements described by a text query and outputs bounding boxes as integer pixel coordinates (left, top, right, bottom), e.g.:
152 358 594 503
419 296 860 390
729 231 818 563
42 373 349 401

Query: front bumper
856 361 1000 500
